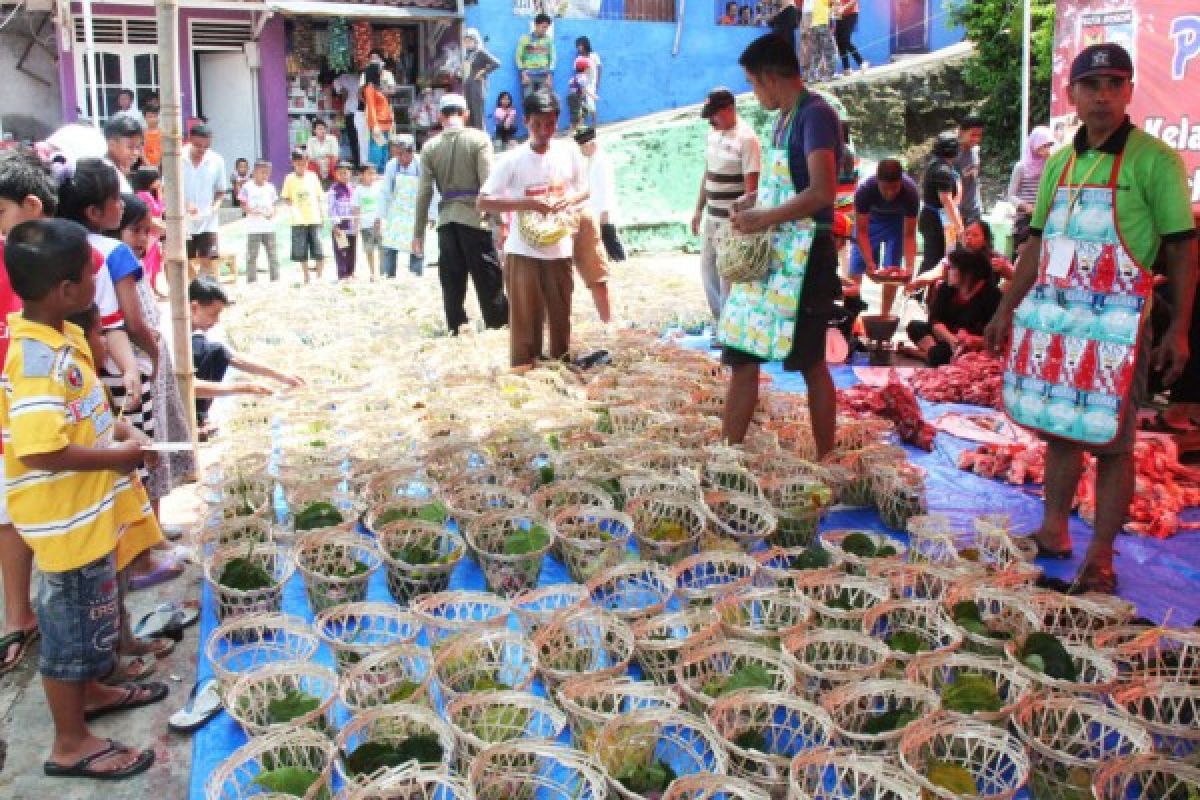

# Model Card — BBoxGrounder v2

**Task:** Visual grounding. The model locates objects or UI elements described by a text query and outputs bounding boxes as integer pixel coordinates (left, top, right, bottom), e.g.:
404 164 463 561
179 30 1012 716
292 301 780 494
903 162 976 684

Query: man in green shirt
413 93 509 333
986 43 1196 594
516 13 556 100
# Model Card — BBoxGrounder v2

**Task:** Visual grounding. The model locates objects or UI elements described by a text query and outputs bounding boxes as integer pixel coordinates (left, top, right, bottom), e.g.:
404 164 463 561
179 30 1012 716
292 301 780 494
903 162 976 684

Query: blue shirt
854 175 920 220
783 91 843 228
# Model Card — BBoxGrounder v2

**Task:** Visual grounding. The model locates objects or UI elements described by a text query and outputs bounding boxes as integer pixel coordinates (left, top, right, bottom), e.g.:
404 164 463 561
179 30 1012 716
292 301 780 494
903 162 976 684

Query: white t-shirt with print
481 141 587 261
353 183 382 229
239 181 279 235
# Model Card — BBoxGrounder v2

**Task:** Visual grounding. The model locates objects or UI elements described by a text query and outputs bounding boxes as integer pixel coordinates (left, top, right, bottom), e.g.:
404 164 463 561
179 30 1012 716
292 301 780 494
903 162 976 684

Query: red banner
1052 1 1200 209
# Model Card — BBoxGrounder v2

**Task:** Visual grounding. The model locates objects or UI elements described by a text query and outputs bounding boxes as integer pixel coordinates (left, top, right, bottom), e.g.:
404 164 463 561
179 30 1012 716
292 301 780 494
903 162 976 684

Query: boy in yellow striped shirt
2 218 163 781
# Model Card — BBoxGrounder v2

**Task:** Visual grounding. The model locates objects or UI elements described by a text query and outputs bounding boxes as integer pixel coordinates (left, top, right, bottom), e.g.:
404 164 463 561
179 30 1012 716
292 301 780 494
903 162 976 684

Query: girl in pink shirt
131 167 167 299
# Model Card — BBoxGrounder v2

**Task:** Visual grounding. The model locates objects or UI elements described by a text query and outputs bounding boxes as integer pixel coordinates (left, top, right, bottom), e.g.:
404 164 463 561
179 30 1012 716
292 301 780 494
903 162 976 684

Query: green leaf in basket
394 541 450 566
615 758 676 796
385 680 421 704
940 672 1004 715
1018 632 1077 682
503 524 551 556
218 556 273 591
702 663 774 698
886 631 929 655
860 705 918 735
789 542 833 570
470 705 532 743
732 728 768 753
595 409 613 434
295 501 344 531
253 766 323 797
343 734 444 776
926 760 978 795
266 689 322 724
839 532 878 558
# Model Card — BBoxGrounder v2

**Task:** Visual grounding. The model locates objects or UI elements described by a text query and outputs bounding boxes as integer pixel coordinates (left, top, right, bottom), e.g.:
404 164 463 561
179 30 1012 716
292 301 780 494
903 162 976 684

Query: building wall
0 11 63 142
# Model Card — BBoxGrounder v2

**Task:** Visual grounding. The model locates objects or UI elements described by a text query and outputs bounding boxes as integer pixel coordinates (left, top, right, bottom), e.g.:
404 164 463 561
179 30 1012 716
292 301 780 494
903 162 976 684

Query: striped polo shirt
704 119 762 220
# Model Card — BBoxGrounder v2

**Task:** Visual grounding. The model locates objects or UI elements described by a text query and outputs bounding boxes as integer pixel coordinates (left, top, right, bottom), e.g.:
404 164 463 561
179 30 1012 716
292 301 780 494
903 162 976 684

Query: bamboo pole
156 0 198 445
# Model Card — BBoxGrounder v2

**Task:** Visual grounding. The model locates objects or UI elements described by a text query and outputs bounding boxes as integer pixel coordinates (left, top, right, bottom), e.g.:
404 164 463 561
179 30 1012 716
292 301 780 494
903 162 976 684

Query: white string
0 0 28 32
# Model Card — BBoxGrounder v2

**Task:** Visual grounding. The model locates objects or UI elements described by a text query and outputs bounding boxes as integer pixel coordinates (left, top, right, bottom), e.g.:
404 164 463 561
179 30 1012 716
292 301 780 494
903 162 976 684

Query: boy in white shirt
352 164 382 281
238 159 280 282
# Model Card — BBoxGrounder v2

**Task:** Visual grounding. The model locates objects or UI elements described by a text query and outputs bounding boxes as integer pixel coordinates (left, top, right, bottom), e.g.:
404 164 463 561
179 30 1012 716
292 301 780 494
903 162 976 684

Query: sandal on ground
85 681 169 722
133 602 199 643
127 554 185 591
168 678 222 734
128 636 175 660
1033 536 1073 560
1069 563 1118 595
101 654 156 685
0 626 39 675
44 738 156 780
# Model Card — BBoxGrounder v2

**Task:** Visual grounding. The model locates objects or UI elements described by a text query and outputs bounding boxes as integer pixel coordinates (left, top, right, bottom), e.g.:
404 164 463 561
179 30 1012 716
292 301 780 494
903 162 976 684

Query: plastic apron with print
717 103 816 361
1003 152 1152 445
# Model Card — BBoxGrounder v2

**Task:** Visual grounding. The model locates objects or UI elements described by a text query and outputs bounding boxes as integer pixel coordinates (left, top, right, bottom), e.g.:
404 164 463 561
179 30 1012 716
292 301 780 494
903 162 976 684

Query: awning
264 0 459 19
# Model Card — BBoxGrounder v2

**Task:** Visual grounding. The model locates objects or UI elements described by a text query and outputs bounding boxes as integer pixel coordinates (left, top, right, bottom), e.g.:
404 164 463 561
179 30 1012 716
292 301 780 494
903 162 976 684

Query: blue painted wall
465 0 964 131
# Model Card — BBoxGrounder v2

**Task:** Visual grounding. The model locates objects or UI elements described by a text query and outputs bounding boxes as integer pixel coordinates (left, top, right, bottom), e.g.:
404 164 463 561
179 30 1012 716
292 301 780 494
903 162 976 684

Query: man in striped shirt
692 88 761 324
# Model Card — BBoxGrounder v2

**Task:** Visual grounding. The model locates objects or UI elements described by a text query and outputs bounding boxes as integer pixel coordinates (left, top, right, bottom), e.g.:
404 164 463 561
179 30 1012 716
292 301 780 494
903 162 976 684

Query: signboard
1052 1 1200 208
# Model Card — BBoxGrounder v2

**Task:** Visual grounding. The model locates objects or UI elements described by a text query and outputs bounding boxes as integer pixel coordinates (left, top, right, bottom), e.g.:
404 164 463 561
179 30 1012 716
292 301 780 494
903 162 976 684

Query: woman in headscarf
462 28 500 131
1006 125 1055 258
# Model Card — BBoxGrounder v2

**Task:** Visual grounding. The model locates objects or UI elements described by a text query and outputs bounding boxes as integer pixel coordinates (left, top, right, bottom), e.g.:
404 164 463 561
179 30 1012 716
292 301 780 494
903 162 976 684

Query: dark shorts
850 217 905 276
36 554 119 681
186 231 219 260
192 332 232 422
722 232 842 373
290 224 325 262
359 227 381 252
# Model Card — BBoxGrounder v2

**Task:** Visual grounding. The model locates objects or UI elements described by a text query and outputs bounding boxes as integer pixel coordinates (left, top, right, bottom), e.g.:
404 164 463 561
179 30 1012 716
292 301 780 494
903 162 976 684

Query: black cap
932 131 960 158
290 148 307 160
1070 43 1134 83
573 126 597 144
701 88 736 119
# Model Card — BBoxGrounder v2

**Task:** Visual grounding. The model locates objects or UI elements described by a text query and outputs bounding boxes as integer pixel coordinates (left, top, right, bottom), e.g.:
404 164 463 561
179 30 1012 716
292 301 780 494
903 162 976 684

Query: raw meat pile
908 351 1005 408
958 436 1200 538
839 376 936 451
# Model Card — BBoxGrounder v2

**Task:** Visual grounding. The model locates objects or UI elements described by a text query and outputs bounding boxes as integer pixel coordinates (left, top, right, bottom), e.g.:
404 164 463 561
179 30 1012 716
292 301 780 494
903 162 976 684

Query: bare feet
1031 527 1073 559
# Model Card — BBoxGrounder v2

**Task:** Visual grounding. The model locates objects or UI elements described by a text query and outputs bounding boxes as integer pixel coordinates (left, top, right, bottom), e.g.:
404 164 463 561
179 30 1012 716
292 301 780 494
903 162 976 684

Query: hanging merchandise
328 17 352 74
292 19 318 70
352 21 374 70
380 28 403 61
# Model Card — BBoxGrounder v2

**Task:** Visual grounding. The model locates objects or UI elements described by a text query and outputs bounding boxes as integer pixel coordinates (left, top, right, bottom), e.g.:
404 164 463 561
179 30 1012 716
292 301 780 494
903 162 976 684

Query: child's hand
112 440 146 472
121 373 142 410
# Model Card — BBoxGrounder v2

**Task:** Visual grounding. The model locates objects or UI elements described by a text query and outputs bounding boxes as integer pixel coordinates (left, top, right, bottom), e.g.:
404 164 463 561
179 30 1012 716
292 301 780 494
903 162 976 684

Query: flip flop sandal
168 678 223 734
127 555 185 591
85 681 170 722
134 602 199 642
130 636 175 659
0 626 39 675
1033 538 1073 560
101 654 157 685
44 738 156 781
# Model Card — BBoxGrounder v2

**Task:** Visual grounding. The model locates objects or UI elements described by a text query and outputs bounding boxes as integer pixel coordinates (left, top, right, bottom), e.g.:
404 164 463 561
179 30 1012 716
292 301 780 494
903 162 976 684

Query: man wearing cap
463 28 501 132
381 134 424 278
986 42 1196 594
181 123 229 277
692 87 761 325
415 93 508 333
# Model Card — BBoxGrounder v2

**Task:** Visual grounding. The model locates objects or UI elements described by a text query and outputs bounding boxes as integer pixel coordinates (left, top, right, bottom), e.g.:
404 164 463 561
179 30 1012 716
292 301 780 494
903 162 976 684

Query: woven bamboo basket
446 689 568 770
595 708 730 800
788 747 922 799
941 584 1042 656
284 482 359 536
661 773 770 800
1014 694 1154 800
706 688 836 797
556 675 681 754
676 640 796 715
345 762 473 800
338 643 433 714
532 606 635 689
628 491 707 566
464 510 555 596
757 475 831 550
1004 636 1120 698
874 467 927 532
361 467 437 509
196 516 274 558
424 438 493 484
754 545 844 588
205 727 334 800
586 560 675 623
1026 589 1136 644
204 475 273 525
607 404 671 435
702 460 764 499
554 505 635 584
1093 625 1200 683
204 542 295 621
363 496 449 535
780 627 894 701
1112 682 1200 762
646 415 721 449
904 651 1031 726
469 741 608 800
334 704 458 789
375 520 466 606
862 600 964 666
224 661 338 738
631 607 724 685
869 562 966 603
904 524 964 568
821 530 907 576
201 453 270 491
791 572 891 631
443 483 528 532
205 612 321 696
821 679 941 757
897 716 1030 800
432 627 537 705
410 590 512 651
512 583 590 638
313 602 421 674
704 491 779 553
1092 753 1200 800
672 551 759 608
530 479 615 519
629 447 704 478
714 588 812 647
294 532 382 613
620 472 704 507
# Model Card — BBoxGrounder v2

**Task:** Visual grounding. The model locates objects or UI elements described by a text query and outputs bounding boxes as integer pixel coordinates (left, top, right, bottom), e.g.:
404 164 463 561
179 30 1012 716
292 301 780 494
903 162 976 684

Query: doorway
892 0 930 54
195 51 258 164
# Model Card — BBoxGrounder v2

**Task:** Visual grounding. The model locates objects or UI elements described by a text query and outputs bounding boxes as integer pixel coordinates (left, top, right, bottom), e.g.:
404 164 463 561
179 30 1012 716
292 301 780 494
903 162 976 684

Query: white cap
439 93 467 113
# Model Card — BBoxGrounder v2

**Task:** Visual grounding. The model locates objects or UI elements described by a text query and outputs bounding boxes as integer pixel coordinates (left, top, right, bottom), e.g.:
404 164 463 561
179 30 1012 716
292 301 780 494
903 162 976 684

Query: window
513 0 676 23
714 0 779 27
73 16 160 121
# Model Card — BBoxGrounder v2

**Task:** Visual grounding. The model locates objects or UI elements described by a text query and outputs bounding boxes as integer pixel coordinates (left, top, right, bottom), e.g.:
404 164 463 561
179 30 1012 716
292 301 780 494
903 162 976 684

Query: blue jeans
381 247 424 278
36 553 119 681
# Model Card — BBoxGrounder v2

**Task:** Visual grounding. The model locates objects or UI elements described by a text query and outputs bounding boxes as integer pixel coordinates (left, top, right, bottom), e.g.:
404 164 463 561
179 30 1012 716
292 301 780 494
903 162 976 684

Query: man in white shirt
575 126 625 262
332 71 363 167
182 124 229 276
479 90 588 368
691 87 761 322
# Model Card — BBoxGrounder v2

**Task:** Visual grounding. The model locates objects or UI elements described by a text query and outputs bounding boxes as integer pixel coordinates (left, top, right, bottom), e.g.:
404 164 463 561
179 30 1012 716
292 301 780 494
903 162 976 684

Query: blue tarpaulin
187 350 1200 798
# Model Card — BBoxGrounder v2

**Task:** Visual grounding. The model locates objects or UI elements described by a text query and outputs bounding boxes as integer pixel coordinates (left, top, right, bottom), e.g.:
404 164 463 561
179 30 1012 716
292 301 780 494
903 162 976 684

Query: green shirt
415 126 493 231
1031 122 1195 267
515 32 555 73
